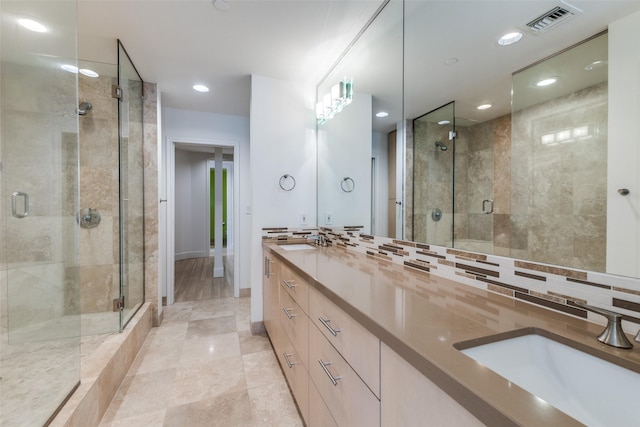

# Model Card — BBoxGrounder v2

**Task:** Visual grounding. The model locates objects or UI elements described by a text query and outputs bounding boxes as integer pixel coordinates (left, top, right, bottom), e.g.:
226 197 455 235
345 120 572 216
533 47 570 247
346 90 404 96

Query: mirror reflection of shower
77 101 92 116
435 140 447 151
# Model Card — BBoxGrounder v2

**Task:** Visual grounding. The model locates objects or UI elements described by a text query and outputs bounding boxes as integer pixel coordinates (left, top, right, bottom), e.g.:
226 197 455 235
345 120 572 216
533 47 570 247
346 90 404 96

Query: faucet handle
574 302 633 349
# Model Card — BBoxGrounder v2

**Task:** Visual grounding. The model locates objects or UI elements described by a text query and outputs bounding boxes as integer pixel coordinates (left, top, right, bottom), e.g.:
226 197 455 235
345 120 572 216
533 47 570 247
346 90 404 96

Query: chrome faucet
574 303 633 349
307 234 328 247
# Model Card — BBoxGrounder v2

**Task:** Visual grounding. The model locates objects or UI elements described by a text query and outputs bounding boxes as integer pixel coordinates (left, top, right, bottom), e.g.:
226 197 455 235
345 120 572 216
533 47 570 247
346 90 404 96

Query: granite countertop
265 242 640 427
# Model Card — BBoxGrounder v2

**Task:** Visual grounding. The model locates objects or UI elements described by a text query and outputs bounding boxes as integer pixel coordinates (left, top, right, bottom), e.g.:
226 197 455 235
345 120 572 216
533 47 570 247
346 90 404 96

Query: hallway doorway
165 138 241 305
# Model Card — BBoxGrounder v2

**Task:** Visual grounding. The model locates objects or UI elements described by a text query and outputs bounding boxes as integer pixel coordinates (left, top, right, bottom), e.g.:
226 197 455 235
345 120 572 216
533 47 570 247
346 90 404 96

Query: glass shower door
412 102 456 246
0 1 81 424
117 40 145 330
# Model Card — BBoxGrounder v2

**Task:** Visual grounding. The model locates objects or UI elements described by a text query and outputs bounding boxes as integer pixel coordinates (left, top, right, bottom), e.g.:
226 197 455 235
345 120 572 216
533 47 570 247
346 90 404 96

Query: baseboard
175 251 209 261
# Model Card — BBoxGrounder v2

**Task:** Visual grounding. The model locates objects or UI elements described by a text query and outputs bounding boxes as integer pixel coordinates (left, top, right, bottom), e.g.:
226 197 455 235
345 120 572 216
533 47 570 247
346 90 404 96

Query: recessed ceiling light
438 120 450 125
376 111 389 118
18 18 47 33
79 68 99 78
213 0 230 11
477 104 492 110
498 32 523 46
61 64 79 73
193 84 210 93
536 77 557 87
444 57 458 66
585 60 607 71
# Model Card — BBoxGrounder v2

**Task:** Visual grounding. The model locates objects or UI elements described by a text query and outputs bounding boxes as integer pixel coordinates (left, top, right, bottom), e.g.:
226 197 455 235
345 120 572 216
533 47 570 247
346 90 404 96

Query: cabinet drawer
309 323 380 427
279 286 309 368
280 262 309 314
309 287 380 397
275 332 309 424
309 377 338 427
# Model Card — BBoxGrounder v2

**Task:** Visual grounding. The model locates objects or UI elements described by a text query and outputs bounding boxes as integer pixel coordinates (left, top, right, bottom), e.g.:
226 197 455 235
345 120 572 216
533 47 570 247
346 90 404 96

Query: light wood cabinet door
380 343 485 427
309 322 380 427
279 285 309 368
275 332 309 424
280 262 309 315
308 378 338 427
309 287 380 397
263 250 280 335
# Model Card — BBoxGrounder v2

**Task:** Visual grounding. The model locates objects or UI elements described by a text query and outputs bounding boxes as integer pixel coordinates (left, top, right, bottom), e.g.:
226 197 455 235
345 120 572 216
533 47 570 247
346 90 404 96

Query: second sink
455 328 640 427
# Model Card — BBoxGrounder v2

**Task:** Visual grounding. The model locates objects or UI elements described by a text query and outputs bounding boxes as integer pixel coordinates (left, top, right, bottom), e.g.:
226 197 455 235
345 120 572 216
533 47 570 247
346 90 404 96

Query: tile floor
98 296 303 426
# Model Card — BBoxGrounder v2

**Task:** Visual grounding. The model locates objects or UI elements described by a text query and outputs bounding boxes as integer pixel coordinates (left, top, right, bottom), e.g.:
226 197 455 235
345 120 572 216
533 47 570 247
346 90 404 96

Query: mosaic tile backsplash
263 226 640 335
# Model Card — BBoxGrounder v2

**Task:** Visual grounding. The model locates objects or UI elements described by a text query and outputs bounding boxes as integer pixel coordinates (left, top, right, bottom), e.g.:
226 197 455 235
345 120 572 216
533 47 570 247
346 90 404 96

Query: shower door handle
482 199 494 214
12 192 29 218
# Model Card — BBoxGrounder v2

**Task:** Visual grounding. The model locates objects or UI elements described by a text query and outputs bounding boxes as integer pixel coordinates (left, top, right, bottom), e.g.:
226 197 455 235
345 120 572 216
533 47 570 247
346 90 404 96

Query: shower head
435 141 447 151
77 101 92 116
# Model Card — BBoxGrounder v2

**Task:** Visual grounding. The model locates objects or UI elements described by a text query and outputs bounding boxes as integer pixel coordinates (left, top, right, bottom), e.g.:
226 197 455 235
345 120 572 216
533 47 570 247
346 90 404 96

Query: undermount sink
279 243 316 251
455 329 640 427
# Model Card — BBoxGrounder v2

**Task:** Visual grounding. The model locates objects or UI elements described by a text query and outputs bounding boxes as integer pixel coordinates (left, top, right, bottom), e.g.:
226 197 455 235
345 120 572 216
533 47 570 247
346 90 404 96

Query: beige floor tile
239 330 272 355
249 380 304 427
185 315 237 339
99 409 166 427
101 368 176 423
242 350 284 390
191 297 236 321
162 301 194 324
179 332 241 365
163 390 256 427
172 355 247 406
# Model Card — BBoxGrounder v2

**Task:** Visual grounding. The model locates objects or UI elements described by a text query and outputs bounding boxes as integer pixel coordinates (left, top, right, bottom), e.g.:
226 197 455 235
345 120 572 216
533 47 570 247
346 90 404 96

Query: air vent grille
526 6 574 32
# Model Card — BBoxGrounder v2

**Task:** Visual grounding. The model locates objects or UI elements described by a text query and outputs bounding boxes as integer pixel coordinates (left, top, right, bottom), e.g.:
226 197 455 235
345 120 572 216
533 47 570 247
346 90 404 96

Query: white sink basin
458 332 640 426
279 243 316 251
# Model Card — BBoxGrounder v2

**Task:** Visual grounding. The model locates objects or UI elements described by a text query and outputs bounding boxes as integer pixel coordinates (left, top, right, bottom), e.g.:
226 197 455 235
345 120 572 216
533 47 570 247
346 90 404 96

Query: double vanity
263 240 640 426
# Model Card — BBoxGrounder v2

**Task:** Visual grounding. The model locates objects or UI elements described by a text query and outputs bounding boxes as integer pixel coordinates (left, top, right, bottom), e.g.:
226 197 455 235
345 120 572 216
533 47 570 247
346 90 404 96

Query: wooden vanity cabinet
380 343 485 427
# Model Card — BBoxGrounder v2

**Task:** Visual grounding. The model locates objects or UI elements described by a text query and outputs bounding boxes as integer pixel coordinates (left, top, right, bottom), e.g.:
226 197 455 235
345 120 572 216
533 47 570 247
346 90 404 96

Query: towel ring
279 174 296 191
340 177 355 193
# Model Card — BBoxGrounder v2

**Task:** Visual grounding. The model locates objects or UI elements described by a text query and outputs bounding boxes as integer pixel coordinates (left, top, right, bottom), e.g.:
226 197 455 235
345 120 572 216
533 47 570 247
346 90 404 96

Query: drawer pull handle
318 359 342 386
318 316 341 336
283 307 299 319
283 279 297 289
283 352 298 368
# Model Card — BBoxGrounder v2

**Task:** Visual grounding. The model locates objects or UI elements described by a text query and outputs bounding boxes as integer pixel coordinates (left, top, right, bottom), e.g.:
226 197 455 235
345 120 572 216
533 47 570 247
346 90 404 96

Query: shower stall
410 101 496 253
0 1 145 424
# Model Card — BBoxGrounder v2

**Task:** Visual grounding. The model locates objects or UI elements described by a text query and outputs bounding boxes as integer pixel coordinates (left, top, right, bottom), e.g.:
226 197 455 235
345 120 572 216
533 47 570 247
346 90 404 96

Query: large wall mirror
317 1 640 279
316 0 403 236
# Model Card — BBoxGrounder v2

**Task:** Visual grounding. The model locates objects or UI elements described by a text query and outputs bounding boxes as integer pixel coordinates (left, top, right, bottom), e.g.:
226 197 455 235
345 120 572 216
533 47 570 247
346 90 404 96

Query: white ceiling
77 0 640 123
77 0 383 116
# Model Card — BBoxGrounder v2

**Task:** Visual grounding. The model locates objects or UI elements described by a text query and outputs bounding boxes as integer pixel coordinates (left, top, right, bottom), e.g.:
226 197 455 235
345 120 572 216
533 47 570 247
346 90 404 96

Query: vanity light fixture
193 84 210 93
477 104 492 110
316 77 353 124
79 68 99 78
498 32 523 46
18 18 47 33
438 120 450 125
536 77 557 87
376 111 389 118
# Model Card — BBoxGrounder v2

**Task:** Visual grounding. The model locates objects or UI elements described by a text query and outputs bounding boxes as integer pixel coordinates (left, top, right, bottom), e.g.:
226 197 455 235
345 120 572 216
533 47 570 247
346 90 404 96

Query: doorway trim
166 137 241 303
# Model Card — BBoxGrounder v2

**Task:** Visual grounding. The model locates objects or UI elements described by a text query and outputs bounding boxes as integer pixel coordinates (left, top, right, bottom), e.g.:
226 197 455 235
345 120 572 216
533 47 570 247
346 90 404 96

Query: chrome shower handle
11 192 29 218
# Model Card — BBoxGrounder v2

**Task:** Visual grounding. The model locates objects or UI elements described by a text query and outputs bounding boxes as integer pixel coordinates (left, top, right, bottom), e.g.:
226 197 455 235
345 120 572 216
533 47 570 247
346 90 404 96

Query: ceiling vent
526 6 575 32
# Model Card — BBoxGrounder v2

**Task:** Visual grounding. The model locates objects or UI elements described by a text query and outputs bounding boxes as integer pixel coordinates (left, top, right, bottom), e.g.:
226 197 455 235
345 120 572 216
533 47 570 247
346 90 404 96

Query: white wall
372 131 389 236
250 74 317 325
607 10 640 277
317 92 372 230
163 107 251 289
174 150 210 259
